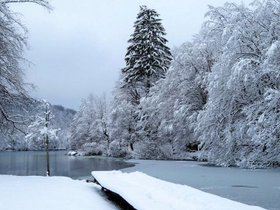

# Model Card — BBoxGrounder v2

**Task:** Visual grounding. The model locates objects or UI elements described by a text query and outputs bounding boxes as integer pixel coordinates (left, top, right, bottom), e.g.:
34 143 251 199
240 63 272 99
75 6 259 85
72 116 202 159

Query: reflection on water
0 151 134 179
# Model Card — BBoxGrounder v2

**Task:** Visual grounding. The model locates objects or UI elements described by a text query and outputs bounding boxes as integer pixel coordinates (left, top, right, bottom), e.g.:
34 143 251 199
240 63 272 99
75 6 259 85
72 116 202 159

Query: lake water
0 151 133 179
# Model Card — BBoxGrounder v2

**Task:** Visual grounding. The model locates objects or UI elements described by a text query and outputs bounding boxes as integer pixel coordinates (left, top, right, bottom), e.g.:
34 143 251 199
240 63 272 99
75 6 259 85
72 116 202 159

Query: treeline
70 0 280 168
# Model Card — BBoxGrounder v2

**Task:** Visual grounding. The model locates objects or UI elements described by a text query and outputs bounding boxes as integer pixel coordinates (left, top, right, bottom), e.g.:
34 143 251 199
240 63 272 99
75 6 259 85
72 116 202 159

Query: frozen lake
122 160 280 210
0 151 133 179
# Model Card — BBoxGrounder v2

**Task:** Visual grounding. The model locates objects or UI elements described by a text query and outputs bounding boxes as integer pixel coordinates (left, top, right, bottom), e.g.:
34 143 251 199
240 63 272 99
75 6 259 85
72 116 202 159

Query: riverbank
0 175 117 210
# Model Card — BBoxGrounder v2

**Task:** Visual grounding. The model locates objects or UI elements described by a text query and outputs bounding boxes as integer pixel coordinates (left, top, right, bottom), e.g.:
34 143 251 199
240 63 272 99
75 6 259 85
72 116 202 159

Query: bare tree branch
0 0 52 10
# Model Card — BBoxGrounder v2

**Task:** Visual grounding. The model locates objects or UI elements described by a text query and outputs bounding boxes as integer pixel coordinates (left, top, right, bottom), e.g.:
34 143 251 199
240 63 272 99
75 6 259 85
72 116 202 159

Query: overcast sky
12 0 250 110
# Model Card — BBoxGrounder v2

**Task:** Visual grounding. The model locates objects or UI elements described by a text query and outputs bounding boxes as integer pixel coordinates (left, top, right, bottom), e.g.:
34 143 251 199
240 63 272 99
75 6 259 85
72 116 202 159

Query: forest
0 0 279 169
70 1 280 169
0 1 279 210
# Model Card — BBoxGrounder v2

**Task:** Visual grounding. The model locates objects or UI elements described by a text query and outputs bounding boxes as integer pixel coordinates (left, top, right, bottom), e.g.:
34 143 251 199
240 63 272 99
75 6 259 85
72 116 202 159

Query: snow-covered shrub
108 140 129 158
80 142 106 156
133 141 172 160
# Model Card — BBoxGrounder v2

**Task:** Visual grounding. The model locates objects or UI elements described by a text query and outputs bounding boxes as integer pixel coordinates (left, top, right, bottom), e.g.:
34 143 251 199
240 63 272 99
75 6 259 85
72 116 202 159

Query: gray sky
12 0 250 109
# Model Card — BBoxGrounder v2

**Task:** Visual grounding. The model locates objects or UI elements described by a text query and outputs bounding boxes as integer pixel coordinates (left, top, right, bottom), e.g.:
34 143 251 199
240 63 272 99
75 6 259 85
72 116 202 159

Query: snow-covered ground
92 171 264 210
0 175 117 210
121 160 280 210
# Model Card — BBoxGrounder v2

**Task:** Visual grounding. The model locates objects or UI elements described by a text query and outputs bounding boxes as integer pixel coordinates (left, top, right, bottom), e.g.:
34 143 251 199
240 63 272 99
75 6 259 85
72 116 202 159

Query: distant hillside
51 105 76 150
0 100 76 151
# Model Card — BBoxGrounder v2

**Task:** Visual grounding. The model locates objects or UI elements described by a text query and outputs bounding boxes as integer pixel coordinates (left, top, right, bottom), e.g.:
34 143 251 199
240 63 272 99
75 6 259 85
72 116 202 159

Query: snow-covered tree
70 94 109 155
70 98 91 150
196 0 280 168
88 94 110 155
108 85 138 157
25 100 59 176
0 100 75 151
122 5 172 100
128 0 280 166
109 6 172 157
0 0 50 134
134 37 213 159
240 41 280 168
69 0 280 168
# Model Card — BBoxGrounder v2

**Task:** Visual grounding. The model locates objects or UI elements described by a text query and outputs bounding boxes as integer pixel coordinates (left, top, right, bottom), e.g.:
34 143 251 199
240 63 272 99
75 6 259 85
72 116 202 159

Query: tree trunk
145 74 151 96
46 133 50 176
45 105 50 176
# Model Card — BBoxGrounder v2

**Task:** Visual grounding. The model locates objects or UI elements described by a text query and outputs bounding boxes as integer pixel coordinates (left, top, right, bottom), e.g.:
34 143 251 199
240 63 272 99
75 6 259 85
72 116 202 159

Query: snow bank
92 171 265 210
0 175 117 210
67 150 78 156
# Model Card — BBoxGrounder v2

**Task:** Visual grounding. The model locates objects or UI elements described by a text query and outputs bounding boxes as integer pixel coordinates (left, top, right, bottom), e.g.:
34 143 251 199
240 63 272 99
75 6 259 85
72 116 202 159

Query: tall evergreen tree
108 6 171 157
122 5 172 102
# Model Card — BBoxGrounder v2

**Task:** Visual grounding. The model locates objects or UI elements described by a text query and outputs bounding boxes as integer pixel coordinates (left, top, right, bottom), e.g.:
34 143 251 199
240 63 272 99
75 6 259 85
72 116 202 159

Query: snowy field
0 175 117 210
122 160 280 210
92 171 264 210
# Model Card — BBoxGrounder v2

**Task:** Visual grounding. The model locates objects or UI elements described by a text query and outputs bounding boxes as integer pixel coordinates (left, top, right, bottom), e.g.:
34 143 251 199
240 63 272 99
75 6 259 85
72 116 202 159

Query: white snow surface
92 171 265 210
0 175 117 210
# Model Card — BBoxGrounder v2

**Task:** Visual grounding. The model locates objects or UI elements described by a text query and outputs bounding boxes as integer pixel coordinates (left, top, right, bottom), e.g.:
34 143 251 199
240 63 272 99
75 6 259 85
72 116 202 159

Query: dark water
0 151 133 179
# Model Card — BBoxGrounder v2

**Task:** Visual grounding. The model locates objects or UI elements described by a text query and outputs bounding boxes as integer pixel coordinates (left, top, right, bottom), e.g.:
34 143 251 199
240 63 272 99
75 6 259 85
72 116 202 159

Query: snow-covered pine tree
122 5 172 102
108 6 171 157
